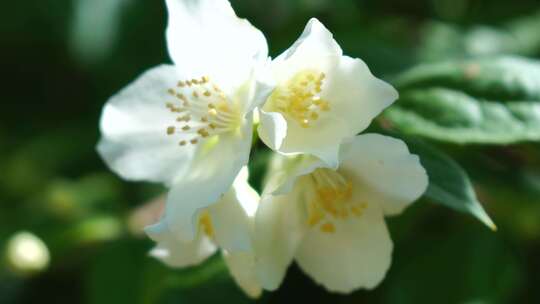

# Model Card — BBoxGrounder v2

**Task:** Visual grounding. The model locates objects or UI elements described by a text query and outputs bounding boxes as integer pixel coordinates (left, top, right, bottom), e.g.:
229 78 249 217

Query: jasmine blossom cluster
98 0 428 297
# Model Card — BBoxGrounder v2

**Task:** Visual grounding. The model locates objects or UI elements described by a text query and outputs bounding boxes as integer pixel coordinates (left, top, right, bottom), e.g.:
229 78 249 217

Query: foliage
384 56 540 144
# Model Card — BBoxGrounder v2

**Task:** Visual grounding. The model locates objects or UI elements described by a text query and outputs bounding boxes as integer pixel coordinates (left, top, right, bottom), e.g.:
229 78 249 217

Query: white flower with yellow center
145 168 262 298
97 0 271 241
258 19 398 168
254 134 428 293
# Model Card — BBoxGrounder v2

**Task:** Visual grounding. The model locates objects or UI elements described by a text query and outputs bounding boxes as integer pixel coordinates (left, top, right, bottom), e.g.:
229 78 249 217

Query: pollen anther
268 70 329 128
305 169 367 234
164 76 241 148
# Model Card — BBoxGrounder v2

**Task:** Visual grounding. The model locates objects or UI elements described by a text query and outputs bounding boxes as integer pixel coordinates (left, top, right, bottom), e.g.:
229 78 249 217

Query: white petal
272 18 342 78
296 203 392 293
164 120 254 242
222 251 262 299
165 0 268 90
97 65 196 185
277 114 348 168
324 56 398 135
340 134 428 216
145 221 217 268
231 167 261 218
257 110 287 150
254 191 307 291
235 58 275 114
207 169 259 252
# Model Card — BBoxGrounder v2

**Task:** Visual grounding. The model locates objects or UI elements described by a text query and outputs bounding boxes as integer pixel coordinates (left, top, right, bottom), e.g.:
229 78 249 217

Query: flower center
267 70 330 128
305 168 367 233
165 76 241 146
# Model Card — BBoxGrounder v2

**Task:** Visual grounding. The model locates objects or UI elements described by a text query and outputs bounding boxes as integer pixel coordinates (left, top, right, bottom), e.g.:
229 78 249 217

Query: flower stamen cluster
165 76 240 146
268 71 329 128
304 169 367 233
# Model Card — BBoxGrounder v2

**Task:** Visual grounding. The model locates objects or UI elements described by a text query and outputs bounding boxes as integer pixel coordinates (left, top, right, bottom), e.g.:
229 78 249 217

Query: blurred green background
1 0 540 303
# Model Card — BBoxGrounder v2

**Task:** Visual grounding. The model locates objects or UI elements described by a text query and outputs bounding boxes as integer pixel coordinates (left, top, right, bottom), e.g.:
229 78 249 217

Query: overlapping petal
254 191 306 291
340 134 428 216
166 0 268 91
145 221 217 268
223 251 262 298
145 167 260 297
325 56 398 136
163 118 253 242
207 168 259 252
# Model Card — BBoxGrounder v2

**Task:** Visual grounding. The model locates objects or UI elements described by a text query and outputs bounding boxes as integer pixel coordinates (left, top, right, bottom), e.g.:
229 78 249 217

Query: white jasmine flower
146 168 262 298
257 19 398 168
97 0 271 241
254 134 428 293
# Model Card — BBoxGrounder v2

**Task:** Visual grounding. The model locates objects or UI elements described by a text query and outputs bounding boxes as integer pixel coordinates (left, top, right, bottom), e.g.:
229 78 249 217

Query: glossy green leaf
404 138 496 229
385 56 540 144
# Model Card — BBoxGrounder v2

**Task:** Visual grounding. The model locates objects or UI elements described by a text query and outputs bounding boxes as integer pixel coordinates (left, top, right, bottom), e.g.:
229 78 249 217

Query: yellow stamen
305 169 368 234
267 70 329 128
199 212 214 238
320 223 336 233
164 76 241 148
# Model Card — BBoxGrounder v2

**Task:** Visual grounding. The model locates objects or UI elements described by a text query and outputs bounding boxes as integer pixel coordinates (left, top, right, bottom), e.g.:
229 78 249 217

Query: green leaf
419 11 540 62
384 56 540 144
404 138 496 230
